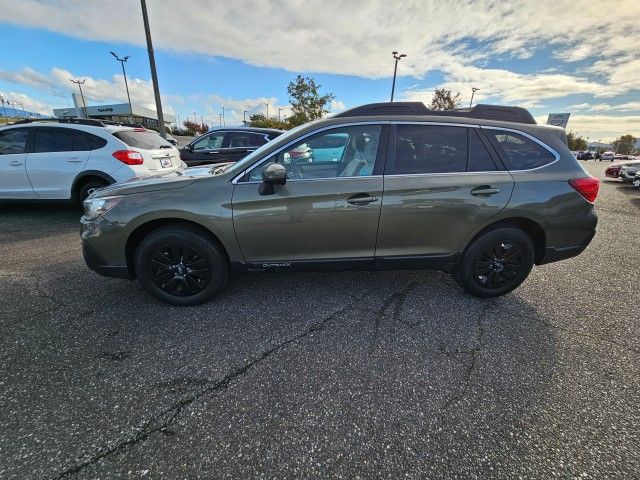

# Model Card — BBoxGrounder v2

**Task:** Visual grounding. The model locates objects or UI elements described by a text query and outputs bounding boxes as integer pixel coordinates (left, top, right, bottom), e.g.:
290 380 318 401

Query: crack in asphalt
53 290 376 479
441 301 494 409
369 280 420 354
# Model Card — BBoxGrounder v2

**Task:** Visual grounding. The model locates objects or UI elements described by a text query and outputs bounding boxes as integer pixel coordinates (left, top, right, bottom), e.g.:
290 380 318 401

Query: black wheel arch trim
71 170 116 197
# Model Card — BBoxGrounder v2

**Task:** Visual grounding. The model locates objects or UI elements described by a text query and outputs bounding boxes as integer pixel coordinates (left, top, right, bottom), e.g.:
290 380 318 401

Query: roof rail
334 102 537 124
10 117 107 127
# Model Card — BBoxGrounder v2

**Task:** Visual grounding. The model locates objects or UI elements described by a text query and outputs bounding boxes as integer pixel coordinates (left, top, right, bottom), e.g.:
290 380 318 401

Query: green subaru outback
81 102 599 305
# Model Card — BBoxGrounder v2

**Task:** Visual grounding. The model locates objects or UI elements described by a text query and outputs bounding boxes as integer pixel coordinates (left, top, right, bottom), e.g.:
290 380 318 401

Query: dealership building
53 94 175 130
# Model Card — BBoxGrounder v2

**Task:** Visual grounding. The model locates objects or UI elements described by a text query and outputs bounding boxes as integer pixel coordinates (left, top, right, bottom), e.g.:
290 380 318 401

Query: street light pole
110 51 133 123
221 105 225 126
470 87 480 107
390 51 407 102
0 94 6 117
243 110 247 126
140 0 166 137
264 102 269 120
70 78 88 117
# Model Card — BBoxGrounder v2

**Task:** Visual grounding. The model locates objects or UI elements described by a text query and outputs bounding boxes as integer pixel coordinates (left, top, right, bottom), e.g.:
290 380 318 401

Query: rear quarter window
112 130 172 150
487 129 556 170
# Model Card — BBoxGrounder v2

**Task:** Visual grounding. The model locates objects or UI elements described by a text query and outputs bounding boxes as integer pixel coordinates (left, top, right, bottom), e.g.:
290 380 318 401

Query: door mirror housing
259 162 287 195
262 162 287 185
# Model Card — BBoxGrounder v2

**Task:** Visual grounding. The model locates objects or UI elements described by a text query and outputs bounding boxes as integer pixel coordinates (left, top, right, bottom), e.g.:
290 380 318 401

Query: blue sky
0 0 638 141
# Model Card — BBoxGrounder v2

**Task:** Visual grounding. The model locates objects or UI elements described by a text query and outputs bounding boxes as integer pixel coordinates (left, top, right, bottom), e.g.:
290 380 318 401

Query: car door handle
9 160 23 166
67 157 83 163
471 186 500 196
347 193 379 205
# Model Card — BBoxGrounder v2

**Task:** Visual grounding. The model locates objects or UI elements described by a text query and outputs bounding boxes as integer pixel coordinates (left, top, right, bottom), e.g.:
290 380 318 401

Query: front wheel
455 227 534 298
134 226 228 305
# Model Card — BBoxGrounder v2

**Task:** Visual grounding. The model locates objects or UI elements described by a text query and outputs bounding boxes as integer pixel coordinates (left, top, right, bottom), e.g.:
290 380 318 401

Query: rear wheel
77 180 107 204
134 226 228 305
455 227 534 298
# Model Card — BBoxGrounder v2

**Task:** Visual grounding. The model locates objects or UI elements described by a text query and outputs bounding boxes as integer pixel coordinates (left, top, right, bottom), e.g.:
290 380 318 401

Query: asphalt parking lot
1 162 638 479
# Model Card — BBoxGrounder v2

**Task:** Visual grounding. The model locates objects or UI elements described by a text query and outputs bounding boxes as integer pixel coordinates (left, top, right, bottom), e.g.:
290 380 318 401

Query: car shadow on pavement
0 202 80 243
1 260 561 478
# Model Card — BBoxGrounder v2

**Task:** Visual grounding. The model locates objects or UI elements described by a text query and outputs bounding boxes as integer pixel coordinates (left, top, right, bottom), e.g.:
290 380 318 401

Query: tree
611 134 637 155
567 131 588 151
286 75 335 127
429 88 461 111
248 114 289 130
183 119 208 135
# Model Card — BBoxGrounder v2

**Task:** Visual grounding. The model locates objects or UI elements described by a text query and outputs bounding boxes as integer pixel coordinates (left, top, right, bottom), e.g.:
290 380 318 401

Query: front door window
246 125 382 181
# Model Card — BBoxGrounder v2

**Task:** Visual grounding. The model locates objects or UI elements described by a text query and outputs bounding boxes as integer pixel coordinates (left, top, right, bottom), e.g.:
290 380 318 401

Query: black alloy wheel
134 226 228 305
472 240 524 289
150 243 211 297
455 227 534 298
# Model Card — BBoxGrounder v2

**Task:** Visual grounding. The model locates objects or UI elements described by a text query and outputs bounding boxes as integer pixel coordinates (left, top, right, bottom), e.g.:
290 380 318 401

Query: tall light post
141 0 166 137
110 51 133 122
469 87 480 107
278 107 283 121
243 110 247 126
219 113 222 126
264 102 269 119
390 51 407 102
221 105 225 126
70 78 87 117
0 94 6 117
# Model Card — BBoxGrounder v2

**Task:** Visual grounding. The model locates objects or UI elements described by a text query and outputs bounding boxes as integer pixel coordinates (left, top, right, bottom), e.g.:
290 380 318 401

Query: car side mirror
259 162 286 195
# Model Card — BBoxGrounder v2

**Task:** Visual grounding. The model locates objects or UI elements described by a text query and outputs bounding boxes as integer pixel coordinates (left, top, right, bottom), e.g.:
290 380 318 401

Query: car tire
134 226 228 306
454 227 534 298
77 180 107 204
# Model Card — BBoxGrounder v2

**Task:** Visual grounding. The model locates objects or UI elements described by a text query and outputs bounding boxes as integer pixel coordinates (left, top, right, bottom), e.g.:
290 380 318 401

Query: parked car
81 102 599 305
601 151 615 161
179 127 283 167
633 171 640 189
605 159 640 179
0 118 181 203
576 151 594 160
620 164 640 183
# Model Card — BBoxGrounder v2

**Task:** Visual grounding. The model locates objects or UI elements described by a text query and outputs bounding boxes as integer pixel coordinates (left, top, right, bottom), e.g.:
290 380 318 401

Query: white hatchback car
0 119 182 203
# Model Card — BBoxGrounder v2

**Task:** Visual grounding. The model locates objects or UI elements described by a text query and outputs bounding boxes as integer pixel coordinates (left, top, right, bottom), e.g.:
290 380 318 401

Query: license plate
160 158 172 168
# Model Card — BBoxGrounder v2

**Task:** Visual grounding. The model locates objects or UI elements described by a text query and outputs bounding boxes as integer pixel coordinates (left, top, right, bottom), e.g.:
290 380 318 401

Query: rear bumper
82 241 130 279
539 230 595 265
538 207 597 265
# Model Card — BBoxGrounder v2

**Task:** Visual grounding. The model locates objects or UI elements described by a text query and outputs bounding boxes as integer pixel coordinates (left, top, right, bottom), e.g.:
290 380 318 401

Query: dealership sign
546 113 570 128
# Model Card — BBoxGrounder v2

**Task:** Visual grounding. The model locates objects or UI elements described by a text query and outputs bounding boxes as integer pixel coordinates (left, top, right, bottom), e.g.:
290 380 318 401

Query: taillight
112 150 144 165
569 177 600 203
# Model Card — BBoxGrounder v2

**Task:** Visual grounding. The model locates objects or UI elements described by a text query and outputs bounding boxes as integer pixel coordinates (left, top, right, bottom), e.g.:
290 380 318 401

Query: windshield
225 123 310 175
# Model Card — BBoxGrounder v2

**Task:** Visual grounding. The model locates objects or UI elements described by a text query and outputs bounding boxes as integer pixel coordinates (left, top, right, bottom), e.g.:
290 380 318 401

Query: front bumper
80 215 131 279
82 241 130 279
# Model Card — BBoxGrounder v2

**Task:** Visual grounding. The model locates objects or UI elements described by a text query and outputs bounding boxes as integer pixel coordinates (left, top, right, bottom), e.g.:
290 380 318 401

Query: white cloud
0 90 53 115
1 0 638 92
535 114 640 143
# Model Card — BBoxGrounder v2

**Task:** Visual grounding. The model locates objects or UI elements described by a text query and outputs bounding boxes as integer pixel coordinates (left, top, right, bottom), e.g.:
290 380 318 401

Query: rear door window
393 125 467 174
112 129 173 150
73 131 107 151
468 129 497 172
486 130 555 170
34 127 76 153
225 131 269 148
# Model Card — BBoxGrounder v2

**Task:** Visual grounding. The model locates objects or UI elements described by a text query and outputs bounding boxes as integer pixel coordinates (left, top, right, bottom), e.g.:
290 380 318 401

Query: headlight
83 196 123 221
